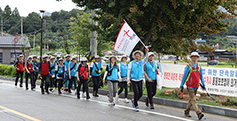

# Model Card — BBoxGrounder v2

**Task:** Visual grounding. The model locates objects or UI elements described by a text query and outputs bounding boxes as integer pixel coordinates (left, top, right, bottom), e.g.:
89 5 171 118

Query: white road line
0 83 194 121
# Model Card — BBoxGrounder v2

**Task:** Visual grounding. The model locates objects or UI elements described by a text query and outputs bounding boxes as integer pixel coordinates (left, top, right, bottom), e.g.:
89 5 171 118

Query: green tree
70 0 237 57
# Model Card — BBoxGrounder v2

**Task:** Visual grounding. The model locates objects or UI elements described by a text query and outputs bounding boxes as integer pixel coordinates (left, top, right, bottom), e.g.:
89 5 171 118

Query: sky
0 0 80 16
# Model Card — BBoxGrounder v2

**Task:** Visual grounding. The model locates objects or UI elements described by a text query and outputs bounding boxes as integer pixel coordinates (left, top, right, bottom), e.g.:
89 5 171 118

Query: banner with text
160 64 237 97
113 21 140 56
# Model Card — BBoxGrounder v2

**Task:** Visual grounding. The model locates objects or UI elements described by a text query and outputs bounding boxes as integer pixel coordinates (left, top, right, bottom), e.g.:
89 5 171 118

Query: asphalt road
0 79 236 121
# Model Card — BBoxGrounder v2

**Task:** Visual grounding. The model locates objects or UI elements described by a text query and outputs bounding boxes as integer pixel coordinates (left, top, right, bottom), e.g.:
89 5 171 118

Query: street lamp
40 10 45 61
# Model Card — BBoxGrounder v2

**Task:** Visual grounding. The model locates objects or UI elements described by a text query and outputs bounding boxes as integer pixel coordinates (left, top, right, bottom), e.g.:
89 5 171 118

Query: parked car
208 60 219 65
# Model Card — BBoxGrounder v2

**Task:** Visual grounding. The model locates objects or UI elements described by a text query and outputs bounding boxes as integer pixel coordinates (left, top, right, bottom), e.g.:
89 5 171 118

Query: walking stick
200 84 215 101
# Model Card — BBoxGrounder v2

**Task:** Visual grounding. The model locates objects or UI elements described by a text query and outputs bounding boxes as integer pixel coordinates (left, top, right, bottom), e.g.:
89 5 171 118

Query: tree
70 0 237 57
227 46 237 68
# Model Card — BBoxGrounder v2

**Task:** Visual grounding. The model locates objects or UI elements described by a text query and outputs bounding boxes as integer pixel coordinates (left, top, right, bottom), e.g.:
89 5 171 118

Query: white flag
113 21 140 56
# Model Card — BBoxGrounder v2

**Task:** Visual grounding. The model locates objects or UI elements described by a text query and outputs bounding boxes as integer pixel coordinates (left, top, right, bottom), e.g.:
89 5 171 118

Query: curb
1 76 236 118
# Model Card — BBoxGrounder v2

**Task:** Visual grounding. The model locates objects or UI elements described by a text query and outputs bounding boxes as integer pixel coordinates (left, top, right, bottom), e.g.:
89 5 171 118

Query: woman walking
103 56 122 106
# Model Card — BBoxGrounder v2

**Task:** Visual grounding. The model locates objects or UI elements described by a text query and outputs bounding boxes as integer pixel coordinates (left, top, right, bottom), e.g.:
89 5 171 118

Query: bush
0 64 17 77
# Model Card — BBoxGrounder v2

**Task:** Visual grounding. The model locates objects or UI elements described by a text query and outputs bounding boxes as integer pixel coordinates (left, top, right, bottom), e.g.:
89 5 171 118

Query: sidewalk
1 76 236 118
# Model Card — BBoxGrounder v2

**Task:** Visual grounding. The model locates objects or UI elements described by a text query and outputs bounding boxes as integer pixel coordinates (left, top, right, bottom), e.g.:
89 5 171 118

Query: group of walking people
13 49 205 120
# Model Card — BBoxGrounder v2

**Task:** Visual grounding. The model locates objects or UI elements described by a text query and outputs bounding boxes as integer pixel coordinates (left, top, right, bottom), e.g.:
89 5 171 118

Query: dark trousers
118 82 128 98
92 76 100 93
131 80 143 107
15 71 23 85
25 72 34 89
69 76 77 91
33 72 38 87
50 77 56 88
146 81 157 105
77 79 89 97
40 74 50 92
58 79 64 93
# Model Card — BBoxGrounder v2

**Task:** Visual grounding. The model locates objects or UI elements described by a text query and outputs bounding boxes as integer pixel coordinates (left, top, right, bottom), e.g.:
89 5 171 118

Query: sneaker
135 107 139 112
145 98 149 107
198 113 204 120
111 102 115 106
86 96 90 100
77 95 80 99
150 105 154 109
20 84 23 87
58 91 62 95
50 88 53 92
46 91 50 94
184 110 191 117
95 93 99 97
55 87 58 90
68 90 72 93
15 84 17 86
124 98 129 103
82 93 86 98
26 87 29 90
115 93 119 102
41 91 45 94
131 99 134 108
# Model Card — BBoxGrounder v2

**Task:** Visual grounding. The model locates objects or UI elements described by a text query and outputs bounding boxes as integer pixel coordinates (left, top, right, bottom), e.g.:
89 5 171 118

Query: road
0 79 236 121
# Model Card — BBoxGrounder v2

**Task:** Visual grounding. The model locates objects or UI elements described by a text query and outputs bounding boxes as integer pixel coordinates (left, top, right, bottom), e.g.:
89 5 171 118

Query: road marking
0 105 41 121
0 82 193 121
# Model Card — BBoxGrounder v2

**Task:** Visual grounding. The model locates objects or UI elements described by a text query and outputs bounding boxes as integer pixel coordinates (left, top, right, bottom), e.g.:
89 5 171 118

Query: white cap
132 50 144 59
27 56 32 60
95 55 100 59
50 56 55 60
109 55 117 61
148 52 155 57
72 56 77 60
81 58 88 62
121 55 128 61
65 54 71 58
57 55 61 58
58 58 63 61
42 55 48 59
19 54 24 57
190 52 200 57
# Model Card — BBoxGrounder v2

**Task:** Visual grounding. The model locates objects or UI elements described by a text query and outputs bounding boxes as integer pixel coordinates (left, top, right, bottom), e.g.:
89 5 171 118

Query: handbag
107 65 115 76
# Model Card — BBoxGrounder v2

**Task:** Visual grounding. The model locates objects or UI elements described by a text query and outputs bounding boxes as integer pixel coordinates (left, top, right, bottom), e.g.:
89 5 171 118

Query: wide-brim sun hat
132 50 144 59
27 56 32 60
190 52 200 58
109 55 117 61
50 56 55 60
148 52 155 57
58 58 63 61
65 54 71 58
57 55 61 58
33 55 37 58
19 54 24 58
121 55 128 61
95 55 100 59
81 58 88 62
42 55 48 59
72 56 77 60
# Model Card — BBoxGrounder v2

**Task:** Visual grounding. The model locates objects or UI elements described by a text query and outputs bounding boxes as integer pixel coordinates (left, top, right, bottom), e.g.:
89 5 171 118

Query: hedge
0 64 17 77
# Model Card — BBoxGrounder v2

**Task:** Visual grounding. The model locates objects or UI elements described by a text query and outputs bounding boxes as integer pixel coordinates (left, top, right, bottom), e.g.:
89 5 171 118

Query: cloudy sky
0 0 80 16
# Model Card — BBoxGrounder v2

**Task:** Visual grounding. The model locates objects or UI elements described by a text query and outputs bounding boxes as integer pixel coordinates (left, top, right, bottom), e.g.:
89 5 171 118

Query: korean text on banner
160 63 237 97
113 21 140 56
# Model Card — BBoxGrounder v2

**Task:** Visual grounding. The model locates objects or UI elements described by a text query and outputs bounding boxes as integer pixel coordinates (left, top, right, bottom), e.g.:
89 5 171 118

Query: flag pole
123 19 148 48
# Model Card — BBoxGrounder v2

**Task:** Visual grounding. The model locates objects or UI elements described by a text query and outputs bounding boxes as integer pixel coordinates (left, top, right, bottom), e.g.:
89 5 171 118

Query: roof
193 39 206 43
0 36 31 48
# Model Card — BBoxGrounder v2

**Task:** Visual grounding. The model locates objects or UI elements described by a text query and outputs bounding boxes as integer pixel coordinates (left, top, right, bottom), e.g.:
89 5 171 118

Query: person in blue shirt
103 56 122 106
49 56 56 91
32 55 39 89
64 54 71 92
144 52 159 109
116 55 129 103
180 52 205 120
55 58 65 95
68 56 78 93
90 55 103 97
127 48 149 112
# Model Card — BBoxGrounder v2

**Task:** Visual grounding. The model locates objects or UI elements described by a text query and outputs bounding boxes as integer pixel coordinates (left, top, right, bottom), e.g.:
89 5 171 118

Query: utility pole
21 17 23 36
90 10 97 58
40 10 45 61
1 18 3 35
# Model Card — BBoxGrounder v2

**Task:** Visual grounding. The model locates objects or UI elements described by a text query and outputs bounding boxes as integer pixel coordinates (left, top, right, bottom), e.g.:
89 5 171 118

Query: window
0 53 2 64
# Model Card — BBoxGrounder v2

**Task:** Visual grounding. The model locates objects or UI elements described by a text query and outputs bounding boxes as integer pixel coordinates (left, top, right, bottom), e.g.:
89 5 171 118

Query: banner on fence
160 63 237 97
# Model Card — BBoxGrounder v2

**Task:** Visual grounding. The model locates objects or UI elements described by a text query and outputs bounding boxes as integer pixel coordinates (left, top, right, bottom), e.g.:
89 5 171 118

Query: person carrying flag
38 55 50 94
127 48 149 112
180 52 205 120
25 56 34 90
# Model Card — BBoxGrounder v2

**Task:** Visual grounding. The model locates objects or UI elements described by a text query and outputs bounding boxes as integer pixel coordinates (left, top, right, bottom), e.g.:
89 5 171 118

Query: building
0 33 31 65
193 38 206 45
